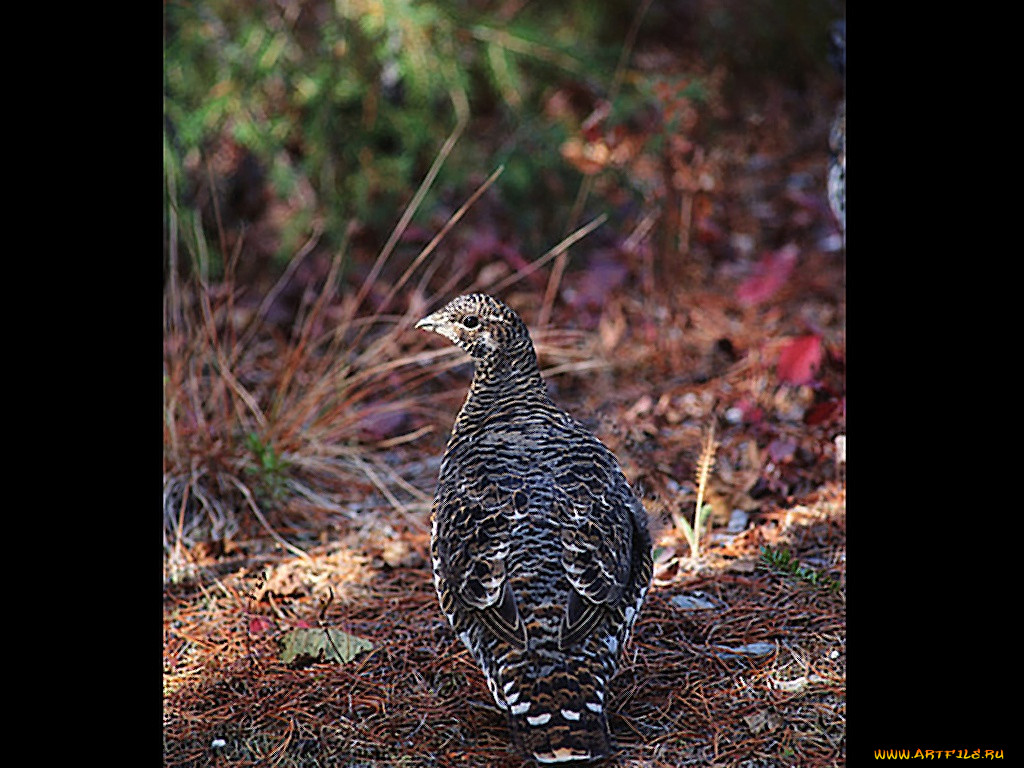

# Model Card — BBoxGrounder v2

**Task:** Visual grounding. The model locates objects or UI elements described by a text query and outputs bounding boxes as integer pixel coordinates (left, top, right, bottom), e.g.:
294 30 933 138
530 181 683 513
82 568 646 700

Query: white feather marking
534 748 593 763
585 701 603 713
510 701 530 715
560 708 580 721
526 712 552 726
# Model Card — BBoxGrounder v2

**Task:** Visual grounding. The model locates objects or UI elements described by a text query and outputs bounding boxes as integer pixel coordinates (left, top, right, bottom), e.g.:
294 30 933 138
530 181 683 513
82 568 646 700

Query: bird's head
415 293 531 364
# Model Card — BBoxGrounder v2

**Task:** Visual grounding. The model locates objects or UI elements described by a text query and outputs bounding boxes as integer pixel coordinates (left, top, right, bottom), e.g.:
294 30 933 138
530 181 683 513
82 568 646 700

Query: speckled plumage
828 20 846 236
416 294 653 763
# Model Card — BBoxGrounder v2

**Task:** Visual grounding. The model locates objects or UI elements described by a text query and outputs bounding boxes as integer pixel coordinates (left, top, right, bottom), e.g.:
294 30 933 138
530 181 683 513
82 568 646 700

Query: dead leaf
726 558 757 573
248 617 274 635
776 335 822 385
743 710 781 734
279 627 373 667
561 138 609 175
772 673 827 693
735 244 799 305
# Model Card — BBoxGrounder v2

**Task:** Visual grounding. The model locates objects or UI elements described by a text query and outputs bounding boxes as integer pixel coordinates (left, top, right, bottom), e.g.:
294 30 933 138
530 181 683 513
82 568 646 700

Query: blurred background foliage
164 0 841 293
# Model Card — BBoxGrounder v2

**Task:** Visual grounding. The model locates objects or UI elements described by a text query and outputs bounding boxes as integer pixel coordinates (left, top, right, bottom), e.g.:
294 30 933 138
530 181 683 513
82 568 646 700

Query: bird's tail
504 657 613 763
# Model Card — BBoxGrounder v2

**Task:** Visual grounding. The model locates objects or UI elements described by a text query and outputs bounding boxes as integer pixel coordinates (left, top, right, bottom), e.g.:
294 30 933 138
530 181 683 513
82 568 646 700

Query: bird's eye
462 315 480 329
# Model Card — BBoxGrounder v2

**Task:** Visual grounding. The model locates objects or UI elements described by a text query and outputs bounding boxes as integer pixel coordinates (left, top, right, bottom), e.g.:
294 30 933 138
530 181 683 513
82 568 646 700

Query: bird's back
433 397 651 762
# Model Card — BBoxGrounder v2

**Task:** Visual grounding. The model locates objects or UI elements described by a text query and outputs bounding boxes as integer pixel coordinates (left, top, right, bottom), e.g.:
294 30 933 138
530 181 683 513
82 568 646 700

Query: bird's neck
453 346 551 432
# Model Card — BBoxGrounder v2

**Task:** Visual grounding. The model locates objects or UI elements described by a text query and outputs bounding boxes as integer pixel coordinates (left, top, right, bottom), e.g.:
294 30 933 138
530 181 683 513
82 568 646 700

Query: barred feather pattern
829 100 845 234
828 19 846 235
417 294 653 763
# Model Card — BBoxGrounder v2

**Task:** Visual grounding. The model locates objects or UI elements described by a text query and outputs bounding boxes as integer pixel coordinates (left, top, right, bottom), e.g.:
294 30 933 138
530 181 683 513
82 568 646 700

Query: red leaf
734 398 763 424
805 397 844 426
777 335 822 385
735 244 799 305
249 617 274 635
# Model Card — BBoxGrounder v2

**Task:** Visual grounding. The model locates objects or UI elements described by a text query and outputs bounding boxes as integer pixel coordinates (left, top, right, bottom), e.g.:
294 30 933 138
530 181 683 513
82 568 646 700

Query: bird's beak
415 311 441 331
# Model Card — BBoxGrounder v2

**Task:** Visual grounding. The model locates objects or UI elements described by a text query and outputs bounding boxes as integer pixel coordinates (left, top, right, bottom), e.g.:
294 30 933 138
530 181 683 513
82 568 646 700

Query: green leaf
279 627 373 667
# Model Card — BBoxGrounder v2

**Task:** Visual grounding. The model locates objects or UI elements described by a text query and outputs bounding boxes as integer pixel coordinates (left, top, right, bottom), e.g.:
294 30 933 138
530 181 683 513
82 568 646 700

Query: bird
827 19 846 237
416 293 653 764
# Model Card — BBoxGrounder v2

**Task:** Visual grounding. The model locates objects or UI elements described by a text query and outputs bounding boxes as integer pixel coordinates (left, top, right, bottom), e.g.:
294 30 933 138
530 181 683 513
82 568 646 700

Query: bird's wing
554 439 635 649
434 472 527 649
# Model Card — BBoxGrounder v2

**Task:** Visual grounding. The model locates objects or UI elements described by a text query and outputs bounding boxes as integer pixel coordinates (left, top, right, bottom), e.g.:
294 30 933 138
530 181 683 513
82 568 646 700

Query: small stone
671 593 716 611
726 509 748 533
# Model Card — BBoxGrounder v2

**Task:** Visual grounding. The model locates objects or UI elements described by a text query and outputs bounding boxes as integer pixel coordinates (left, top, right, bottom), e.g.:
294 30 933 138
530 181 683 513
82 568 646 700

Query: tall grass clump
163 119 605 581
161 134 475 577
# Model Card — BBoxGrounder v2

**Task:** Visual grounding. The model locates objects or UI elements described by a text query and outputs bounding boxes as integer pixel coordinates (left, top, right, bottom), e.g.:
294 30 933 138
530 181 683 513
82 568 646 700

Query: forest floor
163 43 846 768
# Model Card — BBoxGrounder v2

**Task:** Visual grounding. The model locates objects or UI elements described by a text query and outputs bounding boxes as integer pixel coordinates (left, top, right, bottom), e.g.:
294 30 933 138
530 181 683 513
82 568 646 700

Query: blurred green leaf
279 627 374 667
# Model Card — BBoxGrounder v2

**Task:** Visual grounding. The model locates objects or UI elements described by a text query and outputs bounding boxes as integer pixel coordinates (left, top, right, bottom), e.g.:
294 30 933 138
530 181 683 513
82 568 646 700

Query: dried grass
163 124 607 585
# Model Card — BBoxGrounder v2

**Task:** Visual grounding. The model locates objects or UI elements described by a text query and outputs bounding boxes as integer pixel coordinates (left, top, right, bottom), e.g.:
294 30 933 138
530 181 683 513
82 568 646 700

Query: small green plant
674 420 716 559
244 432 290 501
162 0 630 261
759 545 840 593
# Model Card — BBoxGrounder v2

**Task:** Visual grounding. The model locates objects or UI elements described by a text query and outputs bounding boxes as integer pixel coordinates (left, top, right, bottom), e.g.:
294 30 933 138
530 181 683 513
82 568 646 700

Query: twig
349 86 470 322
487 213 608 295
234 221 323 360
354 163 506 363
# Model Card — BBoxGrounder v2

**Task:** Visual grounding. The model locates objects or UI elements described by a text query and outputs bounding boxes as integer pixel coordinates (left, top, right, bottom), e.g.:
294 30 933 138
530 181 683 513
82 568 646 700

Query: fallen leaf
727 559 757 573
560 137 610 175
766 438 797 463
743 710 781 734
726 509 749 534
248 617 274 635
735 244 799 305
772 673 827 693
776 335 822 385
804 397 841 425
357 408 408 440
279 627 373 667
